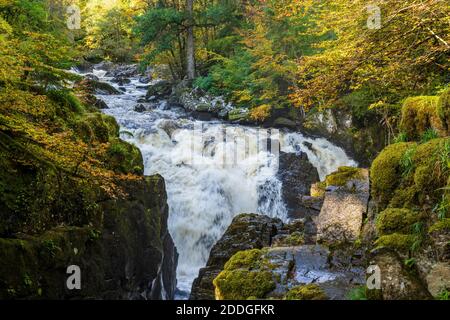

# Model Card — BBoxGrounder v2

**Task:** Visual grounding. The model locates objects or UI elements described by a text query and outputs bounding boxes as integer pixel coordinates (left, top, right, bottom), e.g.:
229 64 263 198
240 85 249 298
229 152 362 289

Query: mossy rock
283 284 327 300
376 208 421 235
273 232 305 247
437 88 450 134
370 142 416 209
400 96 444 140
223 249 264 270
213 269 276 300
75 113 120 144
106 139 144 175
228 108 250 122
374 233 415 251
325 166 364 187
213 249 276 300
311 182 326 198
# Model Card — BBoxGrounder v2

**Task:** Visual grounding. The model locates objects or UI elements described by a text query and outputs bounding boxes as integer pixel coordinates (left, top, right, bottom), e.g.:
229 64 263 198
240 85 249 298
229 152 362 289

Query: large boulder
212 244 366 300
317 167 370 244
190 214 282 300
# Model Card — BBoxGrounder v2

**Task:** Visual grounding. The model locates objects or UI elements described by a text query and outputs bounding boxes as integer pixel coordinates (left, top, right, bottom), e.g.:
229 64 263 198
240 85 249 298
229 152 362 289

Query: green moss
228 108 250 122
376 208 421 235
213 269 276 300
374 233 415 250
371 142 416 209
284 284 327 300
47 89 84 114
106 139 144 175
274 232 305 247
75 112 112 143
224 249 264 270
428 219 450 233
325 166 364 187
347 286 367 300
311 182 326 197
437 88 450 134
400 96 444 140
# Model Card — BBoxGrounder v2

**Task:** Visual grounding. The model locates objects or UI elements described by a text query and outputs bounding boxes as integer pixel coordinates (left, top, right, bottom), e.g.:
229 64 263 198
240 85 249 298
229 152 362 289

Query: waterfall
79 66 357 298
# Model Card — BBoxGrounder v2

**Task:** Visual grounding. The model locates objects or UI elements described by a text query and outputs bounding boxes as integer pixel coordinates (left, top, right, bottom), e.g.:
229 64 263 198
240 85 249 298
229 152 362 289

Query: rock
212 243 366 300
85 74 99 81
158 119 181 138
277 152 320 220
75 61 94 73
96 61 115 72
146 81 173 100
139 76 151 84
367 249 432 300
426 263 450 298
272 117 297 129
134 104 147 113
190 214 282 300
112 77 131 86
75 78 120 95
0 175 178 300
94 97 109 109
105 64 139 78
317 168 369 244
228 108 250 123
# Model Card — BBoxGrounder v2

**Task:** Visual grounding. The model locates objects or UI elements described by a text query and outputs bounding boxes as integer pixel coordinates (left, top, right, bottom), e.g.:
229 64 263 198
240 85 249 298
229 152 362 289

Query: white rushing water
82 67 357 297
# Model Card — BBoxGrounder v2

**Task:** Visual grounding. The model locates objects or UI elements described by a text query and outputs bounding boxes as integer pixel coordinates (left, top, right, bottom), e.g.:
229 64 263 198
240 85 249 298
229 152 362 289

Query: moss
213 269 276 300
437 87 450 134
325 166 364 187
0 226 96 299
75 113 119 144
374 233 415 250
47 89 84 114
400 96 444 140
428 219 450 234
274 232 305 247
376 208 421 235
106 139 144 175
371 142 416 209
310 182 326 197
228 108 250 122
284 284 327 300
213 248 277 300
224 249 264 270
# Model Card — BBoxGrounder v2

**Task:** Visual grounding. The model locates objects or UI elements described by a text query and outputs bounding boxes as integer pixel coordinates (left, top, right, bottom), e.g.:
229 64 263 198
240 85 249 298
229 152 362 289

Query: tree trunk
186 0 195 80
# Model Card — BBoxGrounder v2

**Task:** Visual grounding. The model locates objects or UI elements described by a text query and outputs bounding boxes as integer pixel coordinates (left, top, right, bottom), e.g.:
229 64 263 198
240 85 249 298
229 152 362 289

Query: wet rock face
0 175 178 300
265 245 366 300
277 152 320 220
317 168 370 243
100 175 178 300
190 214 282 300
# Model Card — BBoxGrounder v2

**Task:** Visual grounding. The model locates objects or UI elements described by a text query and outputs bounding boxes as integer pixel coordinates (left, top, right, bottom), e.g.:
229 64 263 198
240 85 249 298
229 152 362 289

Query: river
80 66 357 299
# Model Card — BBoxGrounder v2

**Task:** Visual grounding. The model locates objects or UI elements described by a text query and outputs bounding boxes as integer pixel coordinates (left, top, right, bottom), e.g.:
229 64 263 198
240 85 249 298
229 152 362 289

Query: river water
81 67 357 298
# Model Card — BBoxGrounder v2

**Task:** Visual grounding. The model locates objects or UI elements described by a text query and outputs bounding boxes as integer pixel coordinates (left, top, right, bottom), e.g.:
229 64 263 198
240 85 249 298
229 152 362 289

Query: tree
186 0 195 80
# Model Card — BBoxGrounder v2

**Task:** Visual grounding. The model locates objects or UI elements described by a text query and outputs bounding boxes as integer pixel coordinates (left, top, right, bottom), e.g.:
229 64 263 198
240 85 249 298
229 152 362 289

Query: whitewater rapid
84 67 357 298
